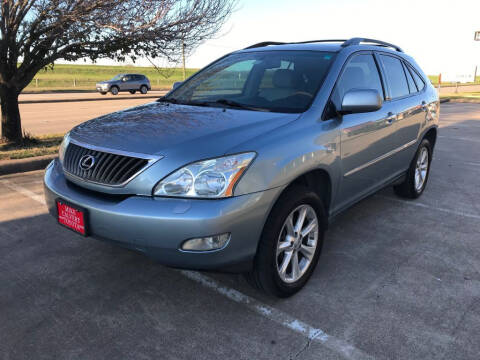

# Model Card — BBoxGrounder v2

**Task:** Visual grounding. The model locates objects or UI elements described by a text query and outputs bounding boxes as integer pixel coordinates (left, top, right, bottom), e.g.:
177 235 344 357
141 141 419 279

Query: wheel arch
276 168 332 229
422 126 437 150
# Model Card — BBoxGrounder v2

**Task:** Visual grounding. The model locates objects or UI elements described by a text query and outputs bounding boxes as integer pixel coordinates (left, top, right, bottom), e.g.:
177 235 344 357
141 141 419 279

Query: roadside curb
441 98 480 104
440 98 450 103
0 155 56 176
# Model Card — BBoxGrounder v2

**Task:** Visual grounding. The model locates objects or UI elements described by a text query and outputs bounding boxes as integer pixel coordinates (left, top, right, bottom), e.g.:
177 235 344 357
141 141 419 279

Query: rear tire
129 90 136 94
110 86 119 95
140 85 148 94
100 92 107 95
246 186 325 298
394 138 432 199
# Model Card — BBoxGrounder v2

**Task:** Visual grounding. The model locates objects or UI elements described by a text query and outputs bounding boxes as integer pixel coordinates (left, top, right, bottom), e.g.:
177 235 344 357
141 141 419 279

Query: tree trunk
0 86 22 143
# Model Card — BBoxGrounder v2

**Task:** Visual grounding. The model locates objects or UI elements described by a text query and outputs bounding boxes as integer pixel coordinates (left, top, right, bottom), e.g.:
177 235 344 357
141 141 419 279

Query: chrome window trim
63 139 163 188
344 139 417 177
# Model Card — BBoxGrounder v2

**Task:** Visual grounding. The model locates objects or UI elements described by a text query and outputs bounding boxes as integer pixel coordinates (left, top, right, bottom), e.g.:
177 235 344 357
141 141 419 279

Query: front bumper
96 85 109 92
44 160 282 272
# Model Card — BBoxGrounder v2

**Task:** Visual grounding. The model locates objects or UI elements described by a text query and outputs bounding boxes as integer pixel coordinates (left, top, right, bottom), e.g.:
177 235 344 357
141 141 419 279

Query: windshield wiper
210 99 271 112
158 96 179 103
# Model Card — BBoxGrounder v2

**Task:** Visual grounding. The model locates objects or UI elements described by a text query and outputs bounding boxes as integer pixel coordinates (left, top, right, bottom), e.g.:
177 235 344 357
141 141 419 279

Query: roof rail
243 38 403 52
341 38 403 52
244 39 347 49
244 41 286 49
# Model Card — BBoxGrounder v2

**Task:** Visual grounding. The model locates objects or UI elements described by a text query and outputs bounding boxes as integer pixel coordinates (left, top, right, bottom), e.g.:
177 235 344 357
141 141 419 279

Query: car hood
69 102 299 160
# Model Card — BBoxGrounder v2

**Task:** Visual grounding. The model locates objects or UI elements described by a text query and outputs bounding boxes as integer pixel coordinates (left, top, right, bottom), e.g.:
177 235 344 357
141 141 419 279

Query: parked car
45 38 439 297
96 74 151 95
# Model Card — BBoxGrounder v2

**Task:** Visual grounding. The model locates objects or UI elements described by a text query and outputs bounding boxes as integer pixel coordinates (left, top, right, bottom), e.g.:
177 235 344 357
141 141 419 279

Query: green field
25 64 199 91
22 64 480 92
428 75 480 86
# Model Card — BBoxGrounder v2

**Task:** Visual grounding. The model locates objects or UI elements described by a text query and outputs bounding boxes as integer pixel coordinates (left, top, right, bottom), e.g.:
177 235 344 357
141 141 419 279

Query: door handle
421 101 428 112
385 112 396 125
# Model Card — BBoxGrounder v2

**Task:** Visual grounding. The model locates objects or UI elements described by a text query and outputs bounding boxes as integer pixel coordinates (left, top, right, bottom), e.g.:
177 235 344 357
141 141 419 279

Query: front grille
63 143 150 186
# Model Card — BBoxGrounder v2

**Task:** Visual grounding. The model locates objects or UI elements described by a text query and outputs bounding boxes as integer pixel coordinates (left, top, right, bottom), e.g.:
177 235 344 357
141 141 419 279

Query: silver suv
96 73 151 95
45 38 439 297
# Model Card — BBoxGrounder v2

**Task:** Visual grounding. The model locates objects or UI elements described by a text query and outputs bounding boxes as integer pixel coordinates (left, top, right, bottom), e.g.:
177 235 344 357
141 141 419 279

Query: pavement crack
289 329 324 360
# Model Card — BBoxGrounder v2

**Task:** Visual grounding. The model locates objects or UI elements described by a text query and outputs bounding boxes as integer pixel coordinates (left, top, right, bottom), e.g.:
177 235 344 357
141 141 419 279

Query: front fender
233 118 342 198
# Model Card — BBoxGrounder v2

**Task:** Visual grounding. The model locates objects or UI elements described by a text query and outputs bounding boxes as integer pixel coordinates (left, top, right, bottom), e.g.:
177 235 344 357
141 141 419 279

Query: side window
331 54 384 108
408 65 425 91
380 55 409 99
403 63 418 94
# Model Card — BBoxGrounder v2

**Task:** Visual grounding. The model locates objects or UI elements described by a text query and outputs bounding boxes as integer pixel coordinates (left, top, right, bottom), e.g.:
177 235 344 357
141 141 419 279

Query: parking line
181 270 374 360
0 177 373 360
438 135 480 144
0 179 46 205
376 195 480 220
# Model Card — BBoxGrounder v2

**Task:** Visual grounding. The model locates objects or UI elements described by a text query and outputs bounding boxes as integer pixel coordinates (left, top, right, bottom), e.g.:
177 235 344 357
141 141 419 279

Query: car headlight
153 152 256 198
58 132 70 164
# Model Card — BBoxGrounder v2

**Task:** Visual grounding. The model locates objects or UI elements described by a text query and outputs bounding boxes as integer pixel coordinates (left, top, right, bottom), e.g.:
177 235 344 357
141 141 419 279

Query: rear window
380 55 410 99
403 63 418 93
408 65 425 91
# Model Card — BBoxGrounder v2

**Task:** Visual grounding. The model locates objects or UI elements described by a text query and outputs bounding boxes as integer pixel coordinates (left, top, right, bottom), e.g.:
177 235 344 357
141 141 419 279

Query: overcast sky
91 0 480 76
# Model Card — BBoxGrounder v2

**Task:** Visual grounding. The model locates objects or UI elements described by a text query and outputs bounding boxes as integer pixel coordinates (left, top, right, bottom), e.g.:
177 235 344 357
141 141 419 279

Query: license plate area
56 199 88 236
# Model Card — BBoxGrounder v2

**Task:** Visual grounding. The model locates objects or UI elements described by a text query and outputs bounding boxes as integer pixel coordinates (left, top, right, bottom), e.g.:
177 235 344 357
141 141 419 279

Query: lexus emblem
79 155 96 171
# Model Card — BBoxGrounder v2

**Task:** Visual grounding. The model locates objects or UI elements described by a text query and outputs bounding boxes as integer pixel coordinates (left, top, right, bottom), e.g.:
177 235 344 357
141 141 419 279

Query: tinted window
403 63 418 93
168 51 335 113
331 54 384 108
408 65 425 91
380 55 409 99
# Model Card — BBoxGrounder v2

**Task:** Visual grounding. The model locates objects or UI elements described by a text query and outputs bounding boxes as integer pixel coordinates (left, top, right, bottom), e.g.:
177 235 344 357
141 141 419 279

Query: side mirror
122 77 127 82
340 89 382 114
172 81 183 90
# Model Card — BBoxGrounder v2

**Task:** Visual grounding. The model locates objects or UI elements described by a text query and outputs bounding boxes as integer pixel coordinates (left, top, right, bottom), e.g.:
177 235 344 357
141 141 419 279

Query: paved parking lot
19 92 165 135
1 102 479 360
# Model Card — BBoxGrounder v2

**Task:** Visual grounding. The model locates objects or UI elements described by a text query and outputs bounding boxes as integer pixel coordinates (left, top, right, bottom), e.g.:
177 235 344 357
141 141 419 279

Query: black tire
129 90 136 94
100 92 107 95
394 138 432 199
245 186 325 298
140 85 148 94
110 86 119 95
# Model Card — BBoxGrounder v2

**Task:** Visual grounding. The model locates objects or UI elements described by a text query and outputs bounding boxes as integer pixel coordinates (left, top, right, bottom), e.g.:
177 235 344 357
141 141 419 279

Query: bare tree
0 0 235 142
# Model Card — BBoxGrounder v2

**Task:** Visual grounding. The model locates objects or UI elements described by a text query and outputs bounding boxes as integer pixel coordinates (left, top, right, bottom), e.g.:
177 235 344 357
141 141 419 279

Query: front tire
110 86 119 95
129 90 136 94
394 138 432 199
140 85 148 94
246 186 325 298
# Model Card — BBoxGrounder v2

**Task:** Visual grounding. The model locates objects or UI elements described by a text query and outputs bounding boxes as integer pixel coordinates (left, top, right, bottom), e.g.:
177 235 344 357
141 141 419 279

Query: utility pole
182 40 186 81
475 32 480 83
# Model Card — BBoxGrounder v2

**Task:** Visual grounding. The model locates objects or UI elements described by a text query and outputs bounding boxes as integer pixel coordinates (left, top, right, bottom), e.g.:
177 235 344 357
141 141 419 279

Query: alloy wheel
276 204 318 283
414 147 429 192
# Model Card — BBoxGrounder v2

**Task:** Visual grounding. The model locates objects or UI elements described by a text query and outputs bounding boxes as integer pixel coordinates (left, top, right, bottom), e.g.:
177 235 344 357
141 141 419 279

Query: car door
131 75 141 90
331 52 399 211
122 75 135 90
377 54 424 171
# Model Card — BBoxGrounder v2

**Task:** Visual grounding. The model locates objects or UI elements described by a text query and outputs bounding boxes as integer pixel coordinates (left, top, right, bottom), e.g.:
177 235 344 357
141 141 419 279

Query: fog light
181 233 230 251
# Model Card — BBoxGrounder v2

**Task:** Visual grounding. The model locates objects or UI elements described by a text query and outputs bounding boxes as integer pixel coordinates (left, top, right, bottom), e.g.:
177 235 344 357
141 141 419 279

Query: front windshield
165 51 335 113
111 74 125 81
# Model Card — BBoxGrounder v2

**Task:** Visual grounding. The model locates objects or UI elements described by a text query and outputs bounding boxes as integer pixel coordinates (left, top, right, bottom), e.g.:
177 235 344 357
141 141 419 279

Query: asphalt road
19 91 166 136
1 103 480 360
